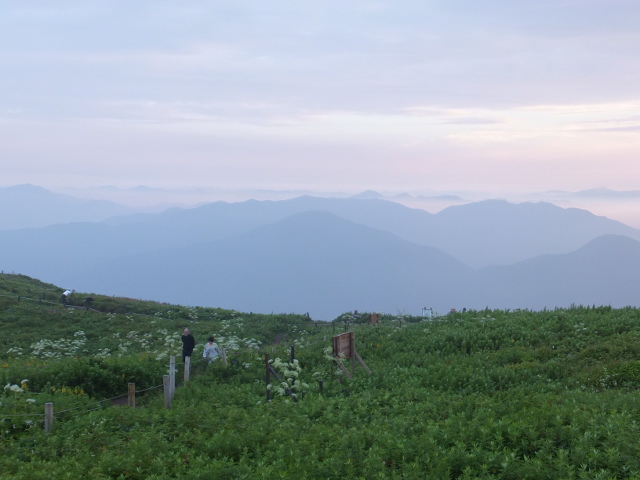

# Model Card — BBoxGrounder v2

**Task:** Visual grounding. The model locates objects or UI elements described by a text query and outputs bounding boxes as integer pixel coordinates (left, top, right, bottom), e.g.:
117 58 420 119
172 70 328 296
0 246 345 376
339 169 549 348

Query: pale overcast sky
1 1 639 196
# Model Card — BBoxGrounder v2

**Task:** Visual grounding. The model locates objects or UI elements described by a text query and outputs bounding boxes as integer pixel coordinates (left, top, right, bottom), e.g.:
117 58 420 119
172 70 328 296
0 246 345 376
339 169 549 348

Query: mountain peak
351 190 384 199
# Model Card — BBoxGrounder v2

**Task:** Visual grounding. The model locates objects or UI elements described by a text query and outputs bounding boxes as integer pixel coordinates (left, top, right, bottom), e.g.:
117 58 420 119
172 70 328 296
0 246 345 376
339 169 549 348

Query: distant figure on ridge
181 328 196 362
203 336 221 363
61 289 73 305
84 297 94 309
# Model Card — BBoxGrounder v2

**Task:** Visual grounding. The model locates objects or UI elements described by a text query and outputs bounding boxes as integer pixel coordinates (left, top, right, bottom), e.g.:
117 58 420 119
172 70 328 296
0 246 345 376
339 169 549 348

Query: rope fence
0 354 202 434
0 292 146 315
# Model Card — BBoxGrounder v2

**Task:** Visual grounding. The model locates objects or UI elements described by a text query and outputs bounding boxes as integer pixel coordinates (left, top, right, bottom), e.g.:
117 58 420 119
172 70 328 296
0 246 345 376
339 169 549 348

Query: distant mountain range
0 184 133 230
1 184 639 319
568 188 640 200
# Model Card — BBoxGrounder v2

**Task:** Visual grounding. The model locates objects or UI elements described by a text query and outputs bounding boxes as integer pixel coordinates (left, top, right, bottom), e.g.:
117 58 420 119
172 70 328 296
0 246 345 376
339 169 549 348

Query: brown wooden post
290 345 295 364
128 383 135 408
163 375 172 410
169 355 176 399
45 402 54 433
265 353 271 402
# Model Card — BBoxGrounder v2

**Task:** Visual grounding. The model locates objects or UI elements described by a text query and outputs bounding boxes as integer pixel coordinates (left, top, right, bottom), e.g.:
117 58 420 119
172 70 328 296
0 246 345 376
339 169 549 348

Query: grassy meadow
2 273 640 479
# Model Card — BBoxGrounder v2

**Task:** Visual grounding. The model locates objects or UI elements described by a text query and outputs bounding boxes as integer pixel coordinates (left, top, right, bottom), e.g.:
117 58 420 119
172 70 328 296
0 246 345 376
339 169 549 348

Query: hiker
181 328 196 362
61 289 73 305
203 336 221 363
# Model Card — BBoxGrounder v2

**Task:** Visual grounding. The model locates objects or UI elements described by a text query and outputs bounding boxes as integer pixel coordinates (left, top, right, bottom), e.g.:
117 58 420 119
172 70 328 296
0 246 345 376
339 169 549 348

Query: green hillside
2 273 640 479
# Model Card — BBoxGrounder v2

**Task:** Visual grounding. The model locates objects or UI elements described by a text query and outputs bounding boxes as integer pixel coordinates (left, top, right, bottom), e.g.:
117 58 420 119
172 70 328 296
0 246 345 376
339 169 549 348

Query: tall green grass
2 273 640 478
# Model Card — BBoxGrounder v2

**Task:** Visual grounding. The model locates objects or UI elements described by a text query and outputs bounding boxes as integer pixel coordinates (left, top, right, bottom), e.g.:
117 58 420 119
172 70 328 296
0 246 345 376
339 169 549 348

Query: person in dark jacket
181 328 196 362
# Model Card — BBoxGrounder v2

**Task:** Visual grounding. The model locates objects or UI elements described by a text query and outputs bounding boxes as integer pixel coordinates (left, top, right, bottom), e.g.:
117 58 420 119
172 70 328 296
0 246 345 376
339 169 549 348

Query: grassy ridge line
0 273 317 401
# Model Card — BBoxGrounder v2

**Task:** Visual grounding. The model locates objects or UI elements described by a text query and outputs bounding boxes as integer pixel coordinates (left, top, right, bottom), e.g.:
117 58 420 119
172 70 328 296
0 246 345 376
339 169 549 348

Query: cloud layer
1 1 639 193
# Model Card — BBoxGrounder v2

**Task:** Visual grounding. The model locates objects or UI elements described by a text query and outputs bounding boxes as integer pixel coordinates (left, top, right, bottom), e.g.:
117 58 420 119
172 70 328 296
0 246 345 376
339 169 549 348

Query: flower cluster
187 307 199 322
288 325 311 348
3 379 29 395
313 346 347 380
50 386 85 396
30 331 88 359
268 358 309 397
6 346 23 357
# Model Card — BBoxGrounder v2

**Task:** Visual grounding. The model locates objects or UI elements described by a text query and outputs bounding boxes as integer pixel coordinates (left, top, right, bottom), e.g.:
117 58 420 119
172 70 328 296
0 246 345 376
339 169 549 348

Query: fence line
4 337 311 429
0 292 166 316
4 336 330 435
29 353 210 432
2 379 168 435
1 287 324 430
0 412 43 418
136 384 164 394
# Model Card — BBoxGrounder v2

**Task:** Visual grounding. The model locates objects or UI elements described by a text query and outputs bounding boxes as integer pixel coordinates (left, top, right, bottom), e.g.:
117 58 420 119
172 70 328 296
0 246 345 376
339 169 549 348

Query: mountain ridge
0 184 134 231
2 190 639 318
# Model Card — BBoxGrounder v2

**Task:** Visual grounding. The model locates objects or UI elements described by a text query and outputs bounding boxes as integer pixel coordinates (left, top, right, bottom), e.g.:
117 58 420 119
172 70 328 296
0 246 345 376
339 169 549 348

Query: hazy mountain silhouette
102 196 640 267
0 184 133 230
422 200 640 267
475 234 640 310
62 211 475 318
54 215 640 319
569 188 640 200
2 191 640 318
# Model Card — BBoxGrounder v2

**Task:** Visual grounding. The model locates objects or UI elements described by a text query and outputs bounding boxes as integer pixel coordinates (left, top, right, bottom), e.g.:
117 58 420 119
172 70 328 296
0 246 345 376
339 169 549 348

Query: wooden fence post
220 347 228 367
128 383 135 408
163 375 172 410
169 355 176 399
184 356 191 383
45 402 54 433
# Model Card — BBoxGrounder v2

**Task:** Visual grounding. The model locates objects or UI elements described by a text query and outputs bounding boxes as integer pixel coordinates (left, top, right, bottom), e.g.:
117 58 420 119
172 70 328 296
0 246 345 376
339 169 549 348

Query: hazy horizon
2 181 639 230
2 2 639 209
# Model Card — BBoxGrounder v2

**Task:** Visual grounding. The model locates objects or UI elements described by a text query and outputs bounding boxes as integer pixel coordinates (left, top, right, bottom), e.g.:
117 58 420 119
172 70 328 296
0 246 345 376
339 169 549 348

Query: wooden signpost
332 331 371 378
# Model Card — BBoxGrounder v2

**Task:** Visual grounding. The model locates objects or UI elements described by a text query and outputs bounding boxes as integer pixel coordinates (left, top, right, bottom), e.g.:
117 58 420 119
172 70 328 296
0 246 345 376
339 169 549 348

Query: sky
1 1 640 209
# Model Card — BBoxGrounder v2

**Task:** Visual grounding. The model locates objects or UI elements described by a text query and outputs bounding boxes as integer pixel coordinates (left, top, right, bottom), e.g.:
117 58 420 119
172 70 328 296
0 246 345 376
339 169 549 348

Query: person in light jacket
203 336 221 363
